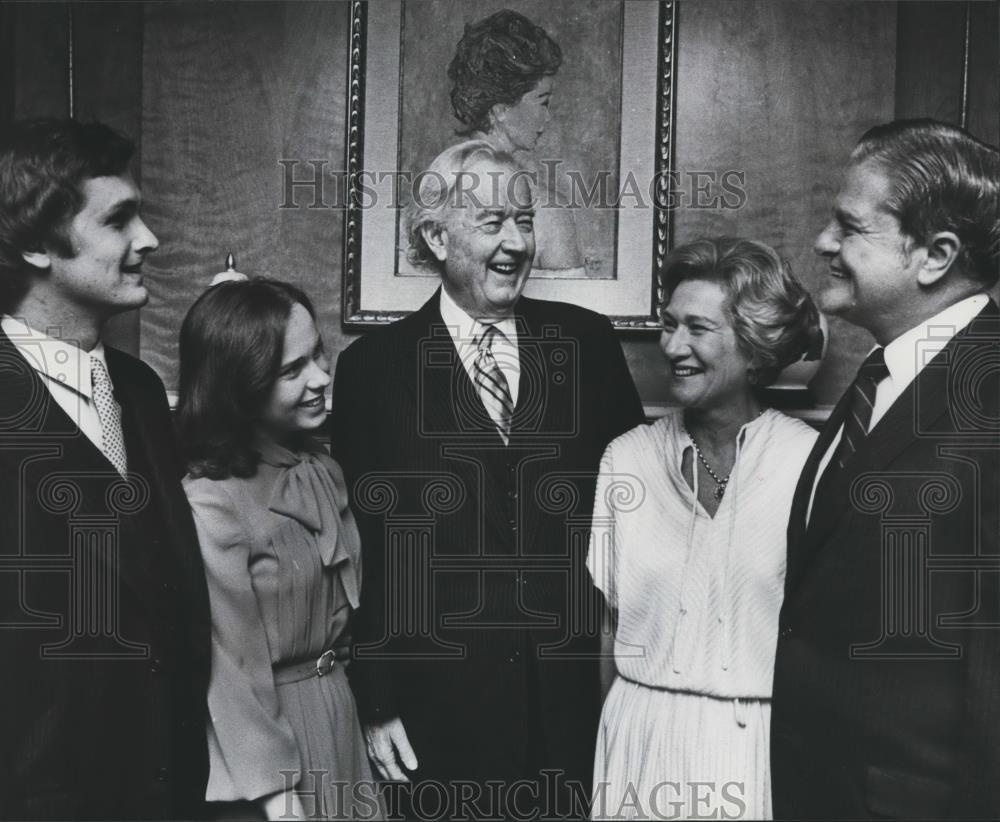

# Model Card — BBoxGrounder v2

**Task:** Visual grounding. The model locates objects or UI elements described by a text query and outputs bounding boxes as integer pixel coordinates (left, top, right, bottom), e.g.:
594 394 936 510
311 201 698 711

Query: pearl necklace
687 432 729 500
684 409 766 501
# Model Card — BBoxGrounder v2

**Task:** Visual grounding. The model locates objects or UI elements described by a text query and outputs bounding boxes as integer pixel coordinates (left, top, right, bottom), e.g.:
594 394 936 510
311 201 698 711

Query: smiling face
423 158 535 319
39 174 158 322
490 77 553 152
660 279 755 411
256 303 331 444
814 159 925 343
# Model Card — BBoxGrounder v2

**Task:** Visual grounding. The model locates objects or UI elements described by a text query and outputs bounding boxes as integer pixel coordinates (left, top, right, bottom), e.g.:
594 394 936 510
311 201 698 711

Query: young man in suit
0 119 211 819
331 140 643 818
771 120 999 819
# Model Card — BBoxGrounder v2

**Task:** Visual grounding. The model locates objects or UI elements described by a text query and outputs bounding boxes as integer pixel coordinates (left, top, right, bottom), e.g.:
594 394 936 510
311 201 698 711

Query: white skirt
591 677 771 820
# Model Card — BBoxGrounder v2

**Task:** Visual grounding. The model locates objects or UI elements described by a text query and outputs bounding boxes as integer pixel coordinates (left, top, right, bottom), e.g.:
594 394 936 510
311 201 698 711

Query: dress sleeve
185 478 301 802
587 444 619 610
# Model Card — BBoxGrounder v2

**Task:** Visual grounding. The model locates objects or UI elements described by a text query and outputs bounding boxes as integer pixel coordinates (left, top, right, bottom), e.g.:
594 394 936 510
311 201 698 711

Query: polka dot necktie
473 324 514 445
90 355 128 478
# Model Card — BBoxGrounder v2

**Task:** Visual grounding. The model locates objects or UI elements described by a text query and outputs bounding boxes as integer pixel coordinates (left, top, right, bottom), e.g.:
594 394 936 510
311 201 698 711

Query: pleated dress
587 410 816 820
184 437 381 820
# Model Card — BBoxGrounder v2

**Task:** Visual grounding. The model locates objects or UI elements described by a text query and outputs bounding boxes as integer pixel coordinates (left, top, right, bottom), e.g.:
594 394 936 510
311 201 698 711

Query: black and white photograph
1 1 998 819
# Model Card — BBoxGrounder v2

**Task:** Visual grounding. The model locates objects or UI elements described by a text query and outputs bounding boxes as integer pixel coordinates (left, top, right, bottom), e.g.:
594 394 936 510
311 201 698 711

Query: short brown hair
852 119 1000 287
0 119 135 311
661 237 823 388
448 9 562 135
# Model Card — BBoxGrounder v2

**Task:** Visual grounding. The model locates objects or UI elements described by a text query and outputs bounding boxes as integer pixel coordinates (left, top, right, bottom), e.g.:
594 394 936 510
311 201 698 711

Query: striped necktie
811 346 889 514
90 355 128 478
473 324 514 444
832 346 889 469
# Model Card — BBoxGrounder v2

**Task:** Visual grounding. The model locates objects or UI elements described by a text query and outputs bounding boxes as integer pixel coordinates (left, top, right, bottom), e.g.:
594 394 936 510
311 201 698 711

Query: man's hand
364 717 418 782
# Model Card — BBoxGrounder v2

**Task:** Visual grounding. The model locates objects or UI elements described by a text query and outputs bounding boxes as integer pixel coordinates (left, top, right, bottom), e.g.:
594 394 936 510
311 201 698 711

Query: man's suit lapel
402 291 495 439
794 371 947 588
404 293 581 548
785 387 852 589
0 328 109 458
106 348 195 615
0 332 162 615
401 294 512 541
788 302 996 592
512 297 573 436
0 329 85 438
510 299 574 549
413 297 465 436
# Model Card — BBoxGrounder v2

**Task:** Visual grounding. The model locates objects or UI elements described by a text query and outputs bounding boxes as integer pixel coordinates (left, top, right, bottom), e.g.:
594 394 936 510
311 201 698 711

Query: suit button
150 658 163 674
779 626 793 639
155 767 169 782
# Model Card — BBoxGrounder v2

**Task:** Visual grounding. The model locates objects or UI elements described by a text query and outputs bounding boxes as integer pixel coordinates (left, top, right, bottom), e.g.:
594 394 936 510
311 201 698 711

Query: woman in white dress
588 238 824 820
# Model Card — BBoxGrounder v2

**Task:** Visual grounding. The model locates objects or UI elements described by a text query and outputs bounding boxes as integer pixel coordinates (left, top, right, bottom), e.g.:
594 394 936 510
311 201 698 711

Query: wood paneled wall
0 3 16 131
3 1 997 407
640 1 897 407
896 0 999 145
138 2 349 388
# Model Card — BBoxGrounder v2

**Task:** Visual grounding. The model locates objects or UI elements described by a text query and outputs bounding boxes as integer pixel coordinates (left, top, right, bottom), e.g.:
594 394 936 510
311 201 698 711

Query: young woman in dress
177 279 380 820
588 238 823 820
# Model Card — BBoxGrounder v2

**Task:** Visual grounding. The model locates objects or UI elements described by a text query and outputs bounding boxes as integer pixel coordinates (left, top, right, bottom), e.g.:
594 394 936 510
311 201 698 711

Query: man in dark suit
331 140 643 818
0 120 211 819
771 120 1000 819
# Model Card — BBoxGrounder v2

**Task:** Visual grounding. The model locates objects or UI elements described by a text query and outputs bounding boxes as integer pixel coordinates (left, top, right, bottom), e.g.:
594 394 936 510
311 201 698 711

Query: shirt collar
1 314 104 400
438 287 518 348
882 293 988 388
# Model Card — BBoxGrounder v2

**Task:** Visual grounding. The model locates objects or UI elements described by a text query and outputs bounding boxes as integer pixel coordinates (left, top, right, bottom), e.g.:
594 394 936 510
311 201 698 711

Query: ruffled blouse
183 437 362 802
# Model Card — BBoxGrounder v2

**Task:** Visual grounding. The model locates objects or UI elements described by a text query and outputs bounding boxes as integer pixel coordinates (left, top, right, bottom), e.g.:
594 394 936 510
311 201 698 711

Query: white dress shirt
807 293 989 522
438 286 520 408
2 314 111 454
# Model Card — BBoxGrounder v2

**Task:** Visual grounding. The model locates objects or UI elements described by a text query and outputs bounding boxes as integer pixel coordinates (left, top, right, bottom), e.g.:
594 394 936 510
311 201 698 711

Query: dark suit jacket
0 331 211 820
331 292 643 791
771 301 1000 820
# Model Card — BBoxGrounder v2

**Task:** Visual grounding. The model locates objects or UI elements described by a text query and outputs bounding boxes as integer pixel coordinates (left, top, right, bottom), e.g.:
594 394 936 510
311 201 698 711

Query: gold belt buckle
316 650 336 677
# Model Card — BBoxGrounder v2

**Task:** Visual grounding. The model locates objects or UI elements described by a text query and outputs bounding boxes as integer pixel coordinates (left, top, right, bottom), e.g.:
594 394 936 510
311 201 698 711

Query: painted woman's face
491 76 553 152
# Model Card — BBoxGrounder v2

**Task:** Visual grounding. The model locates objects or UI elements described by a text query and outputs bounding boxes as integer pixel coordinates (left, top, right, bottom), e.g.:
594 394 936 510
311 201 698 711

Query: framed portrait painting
343 0 677 331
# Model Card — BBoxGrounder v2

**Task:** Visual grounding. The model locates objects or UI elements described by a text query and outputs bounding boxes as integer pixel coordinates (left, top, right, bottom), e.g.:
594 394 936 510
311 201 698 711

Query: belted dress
184 437 380 820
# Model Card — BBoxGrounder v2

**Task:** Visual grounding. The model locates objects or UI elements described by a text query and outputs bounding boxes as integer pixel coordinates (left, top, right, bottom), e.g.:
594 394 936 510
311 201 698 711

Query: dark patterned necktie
473 324 513 444
832 346 889 469
90 355 128 478
809 347 889 523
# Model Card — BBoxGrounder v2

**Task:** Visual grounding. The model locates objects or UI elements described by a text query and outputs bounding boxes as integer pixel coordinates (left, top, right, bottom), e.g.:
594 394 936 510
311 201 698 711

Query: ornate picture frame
342 0 677 332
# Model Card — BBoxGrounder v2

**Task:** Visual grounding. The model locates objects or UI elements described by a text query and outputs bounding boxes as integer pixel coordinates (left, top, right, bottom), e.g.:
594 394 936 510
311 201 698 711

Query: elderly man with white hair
331 140 642 818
